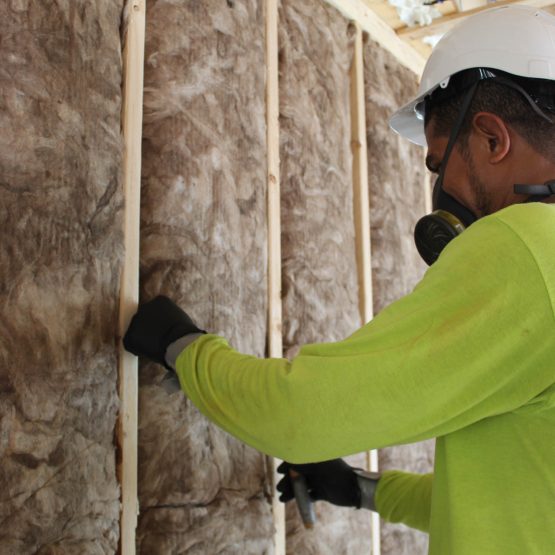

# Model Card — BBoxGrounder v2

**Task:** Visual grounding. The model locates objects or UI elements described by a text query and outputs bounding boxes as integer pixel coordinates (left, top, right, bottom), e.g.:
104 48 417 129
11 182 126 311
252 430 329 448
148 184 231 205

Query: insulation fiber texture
279 1 371 553
138 1 273 553
364 38 434 555
0 1 124 553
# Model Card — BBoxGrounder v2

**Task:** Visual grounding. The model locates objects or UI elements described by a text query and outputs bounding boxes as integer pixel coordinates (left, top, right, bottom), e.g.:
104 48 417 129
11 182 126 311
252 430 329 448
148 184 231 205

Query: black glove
277 459 361 509
123 295 205 370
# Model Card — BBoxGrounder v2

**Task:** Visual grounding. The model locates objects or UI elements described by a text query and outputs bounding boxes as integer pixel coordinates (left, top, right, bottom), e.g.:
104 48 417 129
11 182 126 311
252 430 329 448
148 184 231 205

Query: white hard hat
390 4 555 146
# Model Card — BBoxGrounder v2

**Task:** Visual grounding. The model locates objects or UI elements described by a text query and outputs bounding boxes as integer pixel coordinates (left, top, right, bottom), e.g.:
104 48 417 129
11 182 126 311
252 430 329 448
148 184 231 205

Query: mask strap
436 81 480 190
514 180 555 197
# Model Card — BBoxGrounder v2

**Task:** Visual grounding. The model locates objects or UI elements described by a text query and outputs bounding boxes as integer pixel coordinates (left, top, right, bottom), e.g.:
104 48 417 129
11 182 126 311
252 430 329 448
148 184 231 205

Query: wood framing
118 1 146 553
266 0 286 553
349 23 381 555
323 0 426 75
350 23 373 327
267 0 282 358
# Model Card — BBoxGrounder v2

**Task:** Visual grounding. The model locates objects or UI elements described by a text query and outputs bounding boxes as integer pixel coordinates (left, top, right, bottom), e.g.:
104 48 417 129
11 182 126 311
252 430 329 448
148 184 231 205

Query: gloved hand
123 295 205 370
277 459 362 508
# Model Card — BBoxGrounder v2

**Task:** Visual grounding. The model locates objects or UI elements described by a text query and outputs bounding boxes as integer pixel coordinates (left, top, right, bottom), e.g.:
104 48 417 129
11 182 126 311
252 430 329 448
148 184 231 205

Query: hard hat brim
389 96 428 147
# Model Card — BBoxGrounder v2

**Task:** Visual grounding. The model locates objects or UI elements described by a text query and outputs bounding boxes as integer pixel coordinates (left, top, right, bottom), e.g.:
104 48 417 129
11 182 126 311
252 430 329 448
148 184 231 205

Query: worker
124 5 555 554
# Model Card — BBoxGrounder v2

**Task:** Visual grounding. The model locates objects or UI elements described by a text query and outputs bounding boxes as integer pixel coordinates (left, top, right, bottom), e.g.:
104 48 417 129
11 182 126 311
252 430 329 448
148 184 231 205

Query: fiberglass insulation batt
137 1 273 553
0 1 124 553
364 37 434 555
279 1 372 553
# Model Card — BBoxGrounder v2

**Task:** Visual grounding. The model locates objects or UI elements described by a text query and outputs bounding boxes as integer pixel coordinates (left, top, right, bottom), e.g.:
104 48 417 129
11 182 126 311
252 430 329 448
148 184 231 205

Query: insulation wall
279 1 372 552
0 1 433 553
364 38 434 555
0 1 124 553
137 1 274 552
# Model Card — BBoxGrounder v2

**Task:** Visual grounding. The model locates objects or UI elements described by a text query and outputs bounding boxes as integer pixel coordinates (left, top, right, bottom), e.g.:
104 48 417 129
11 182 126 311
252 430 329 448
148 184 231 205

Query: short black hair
424 71 555 161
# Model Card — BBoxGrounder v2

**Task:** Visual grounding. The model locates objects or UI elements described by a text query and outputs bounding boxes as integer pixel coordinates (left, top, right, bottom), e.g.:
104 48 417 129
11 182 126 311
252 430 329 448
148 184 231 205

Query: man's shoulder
491 203 555 300
438 202 555 284
490 203 555 253
444 203 555 259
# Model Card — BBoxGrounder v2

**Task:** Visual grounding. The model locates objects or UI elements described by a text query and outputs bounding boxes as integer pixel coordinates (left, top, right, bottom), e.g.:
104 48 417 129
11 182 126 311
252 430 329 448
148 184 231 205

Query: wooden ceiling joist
324 0 427 74
362 0 457 31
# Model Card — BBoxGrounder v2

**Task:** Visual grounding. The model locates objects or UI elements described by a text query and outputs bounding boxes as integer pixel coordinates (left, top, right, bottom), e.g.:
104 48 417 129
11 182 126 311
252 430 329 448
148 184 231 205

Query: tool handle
289 469 316 529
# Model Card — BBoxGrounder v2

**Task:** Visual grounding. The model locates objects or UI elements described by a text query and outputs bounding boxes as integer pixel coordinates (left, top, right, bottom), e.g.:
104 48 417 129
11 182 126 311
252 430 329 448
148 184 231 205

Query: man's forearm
374 471 433 533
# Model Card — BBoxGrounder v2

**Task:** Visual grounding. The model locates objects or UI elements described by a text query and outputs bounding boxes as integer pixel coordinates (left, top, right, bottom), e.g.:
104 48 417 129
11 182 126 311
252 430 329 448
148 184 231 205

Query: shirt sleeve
175 214 555 462
375 471 433 533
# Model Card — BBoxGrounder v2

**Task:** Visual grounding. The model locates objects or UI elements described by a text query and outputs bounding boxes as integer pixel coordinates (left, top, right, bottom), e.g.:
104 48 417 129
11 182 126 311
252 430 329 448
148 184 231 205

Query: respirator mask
413 68 555 266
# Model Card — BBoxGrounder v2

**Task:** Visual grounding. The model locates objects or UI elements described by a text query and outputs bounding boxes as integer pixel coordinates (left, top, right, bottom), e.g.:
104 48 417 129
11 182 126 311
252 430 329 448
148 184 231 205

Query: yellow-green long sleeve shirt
374 471 433 533
175 203 555 554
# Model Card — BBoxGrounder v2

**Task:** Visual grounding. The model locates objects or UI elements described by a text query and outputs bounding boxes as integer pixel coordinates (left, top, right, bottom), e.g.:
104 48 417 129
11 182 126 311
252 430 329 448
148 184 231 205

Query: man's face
424 111 555 219
424 119 494 218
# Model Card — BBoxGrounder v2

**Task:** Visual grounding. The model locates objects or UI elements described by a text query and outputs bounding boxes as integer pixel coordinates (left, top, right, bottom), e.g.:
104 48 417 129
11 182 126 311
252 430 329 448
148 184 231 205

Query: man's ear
471 112 511 163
